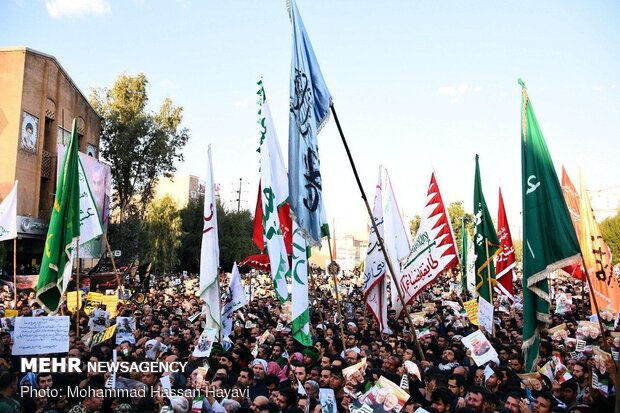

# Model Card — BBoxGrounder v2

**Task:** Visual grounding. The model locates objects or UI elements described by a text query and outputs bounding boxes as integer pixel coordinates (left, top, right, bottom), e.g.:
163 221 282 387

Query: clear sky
3 0 619 238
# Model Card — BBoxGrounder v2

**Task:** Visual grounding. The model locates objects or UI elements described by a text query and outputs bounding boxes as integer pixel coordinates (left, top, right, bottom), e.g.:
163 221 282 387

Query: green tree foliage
177 196 257 274
178 198 203 273
90 73 189 219
448 201 474 254
601 212 620 265
409 215 421 239
144 196 182 274
107 214 149 266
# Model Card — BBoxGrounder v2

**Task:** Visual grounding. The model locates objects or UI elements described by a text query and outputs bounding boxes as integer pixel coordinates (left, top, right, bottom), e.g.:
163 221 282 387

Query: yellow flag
579 174 620 315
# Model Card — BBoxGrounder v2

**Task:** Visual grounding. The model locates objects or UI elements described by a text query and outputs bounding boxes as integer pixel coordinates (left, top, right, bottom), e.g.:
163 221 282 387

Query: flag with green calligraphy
36 119 81 313
291 220 312 345
259 83 291 303
473 154 500 304
520 79 580 372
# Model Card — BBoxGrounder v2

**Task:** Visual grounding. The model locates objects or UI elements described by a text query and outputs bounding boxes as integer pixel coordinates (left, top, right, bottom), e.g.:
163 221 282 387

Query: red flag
495 188 516 302
560 167 584 280
250 182 293 255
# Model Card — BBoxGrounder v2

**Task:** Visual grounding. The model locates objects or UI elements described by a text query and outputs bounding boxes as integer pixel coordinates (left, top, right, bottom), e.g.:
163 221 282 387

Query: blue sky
3 0 619 237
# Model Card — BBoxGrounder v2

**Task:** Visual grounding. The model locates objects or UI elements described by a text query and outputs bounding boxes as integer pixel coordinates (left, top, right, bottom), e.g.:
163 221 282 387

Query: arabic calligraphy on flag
399 173 458 306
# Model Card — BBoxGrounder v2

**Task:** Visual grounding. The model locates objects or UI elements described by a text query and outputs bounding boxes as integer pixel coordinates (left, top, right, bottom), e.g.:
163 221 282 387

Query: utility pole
236 178 244 212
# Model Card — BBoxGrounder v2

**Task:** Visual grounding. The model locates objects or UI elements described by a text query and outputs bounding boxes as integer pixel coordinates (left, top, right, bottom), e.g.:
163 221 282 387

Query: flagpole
330 104 425 361
582 257 614 357
326 237 347 348
75 238 80 339
103 233 126 305
581 271 586 320
307 264 325 327
484 241 495 338
13 238 17 309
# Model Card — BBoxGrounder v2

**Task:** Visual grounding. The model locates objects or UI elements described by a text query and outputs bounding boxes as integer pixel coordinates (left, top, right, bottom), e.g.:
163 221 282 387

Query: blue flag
288 0 332 245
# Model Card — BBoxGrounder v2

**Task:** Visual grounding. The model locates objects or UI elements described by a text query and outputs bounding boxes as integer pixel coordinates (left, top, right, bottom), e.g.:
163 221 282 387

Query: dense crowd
0 267 618 413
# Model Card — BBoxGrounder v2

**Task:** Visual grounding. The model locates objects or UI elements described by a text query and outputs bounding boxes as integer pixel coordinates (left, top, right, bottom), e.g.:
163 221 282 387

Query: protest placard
4 309 18 318
66 291 82 312
89 308 110 333
116 317 136 344
92 325 117 348
12 316 70 355
343 357 367 385
477 296 494 335
461 330 498 366
102 295 119 318
355 376 410 412
1 317 15 338
463 299 479 326
193 327 218 357
320 388 338 413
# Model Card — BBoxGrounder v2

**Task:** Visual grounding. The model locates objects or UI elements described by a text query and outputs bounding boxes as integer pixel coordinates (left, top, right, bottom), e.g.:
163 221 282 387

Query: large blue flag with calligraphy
288 0 332 245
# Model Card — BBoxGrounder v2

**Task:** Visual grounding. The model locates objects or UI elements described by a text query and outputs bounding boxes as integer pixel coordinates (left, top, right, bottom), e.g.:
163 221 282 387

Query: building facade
0 47 101 272
154 175 206 209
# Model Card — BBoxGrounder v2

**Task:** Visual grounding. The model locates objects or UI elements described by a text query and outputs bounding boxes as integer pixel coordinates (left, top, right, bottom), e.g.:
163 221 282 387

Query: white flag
399 172 459 305
260 94 291 303
291 220 311 345
199 145 221 334
465 228 477 297
363 167 388 333
0 181 18 242
221 262 247 340
77 159 103 245
383 170 411 317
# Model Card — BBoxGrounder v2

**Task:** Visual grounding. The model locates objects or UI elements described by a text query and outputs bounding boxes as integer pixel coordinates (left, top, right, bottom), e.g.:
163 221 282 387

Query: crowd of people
0 266 617 413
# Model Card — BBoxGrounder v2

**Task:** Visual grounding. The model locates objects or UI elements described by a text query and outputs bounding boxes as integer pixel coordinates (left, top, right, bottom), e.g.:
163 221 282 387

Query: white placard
193 327 218 358
12 316 70 355
461 330 499 366
477 296 494 335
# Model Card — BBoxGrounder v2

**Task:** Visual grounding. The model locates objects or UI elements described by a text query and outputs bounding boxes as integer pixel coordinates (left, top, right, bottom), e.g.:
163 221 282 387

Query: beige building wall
0 47 101 268
154 175 202 209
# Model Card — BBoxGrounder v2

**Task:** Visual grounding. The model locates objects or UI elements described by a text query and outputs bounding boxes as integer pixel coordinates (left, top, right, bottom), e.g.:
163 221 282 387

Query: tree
448 201 474 254
145 195 182 274
90 73 189 219
106 215 149 266
601 212 620 265
177 196 258 274
409 215 421 239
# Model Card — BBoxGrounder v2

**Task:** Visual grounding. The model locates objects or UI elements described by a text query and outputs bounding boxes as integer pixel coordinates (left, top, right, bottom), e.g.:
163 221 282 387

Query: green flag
520 79 581 371
473 154 500 303
36 119 81 313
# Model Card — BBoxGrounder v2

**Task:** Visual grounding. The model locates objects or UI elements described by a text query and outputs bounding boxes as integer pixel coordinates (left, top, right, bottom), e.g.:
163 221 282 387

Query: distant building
0 47 101 270
153 175 208 208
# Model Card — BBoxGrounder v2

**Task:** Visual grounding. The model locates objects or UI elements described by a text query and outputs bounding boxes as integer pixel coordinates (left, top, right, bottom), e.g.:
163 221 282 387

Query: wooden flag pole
13 238 17 309
103 233 126 304
484 241 496 338
581 257 614 359
581 270 586 320
326 236 347 349
75 239 80 339
330 104 425 361
307 264 325 328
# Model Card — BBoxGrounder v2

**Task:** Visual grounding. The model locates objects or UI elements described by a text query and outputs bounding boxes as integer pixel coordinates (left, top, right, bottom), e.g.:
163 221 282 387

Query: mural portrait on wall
20 112 38 153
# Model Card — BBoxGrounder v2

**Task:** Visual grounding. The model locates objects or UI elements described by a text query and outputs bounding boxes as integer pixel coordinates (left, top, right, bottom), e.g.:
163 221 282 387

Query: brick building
0 47 101 272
